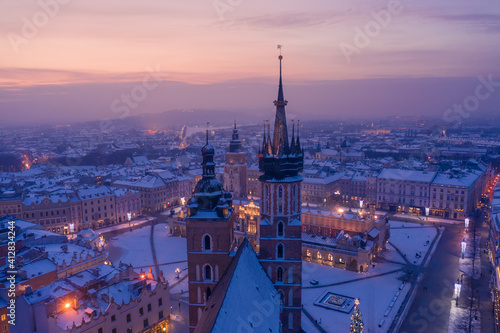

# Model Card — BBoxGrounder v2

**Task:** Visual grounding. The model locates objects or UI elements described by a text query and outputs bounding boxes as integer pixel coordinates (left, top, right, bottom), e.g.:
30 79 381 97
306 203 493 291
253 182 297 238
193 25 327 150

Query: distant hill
119 108 270 129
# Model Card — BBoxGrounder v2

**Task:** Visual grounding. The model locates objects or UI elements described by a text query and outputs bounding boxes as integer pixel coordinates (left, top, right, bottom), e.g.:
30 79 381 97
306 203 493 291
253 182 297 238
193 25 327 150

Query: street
399 208 494 333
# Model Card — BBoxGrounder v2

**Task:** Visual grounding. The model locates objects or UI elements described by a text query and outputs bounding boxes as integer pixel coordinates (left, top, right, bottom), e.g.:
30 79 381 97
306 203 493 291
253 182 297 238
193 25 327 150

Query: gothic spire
266 123 273 155
272 54 289 155
295 119 301 153
290 121 296 155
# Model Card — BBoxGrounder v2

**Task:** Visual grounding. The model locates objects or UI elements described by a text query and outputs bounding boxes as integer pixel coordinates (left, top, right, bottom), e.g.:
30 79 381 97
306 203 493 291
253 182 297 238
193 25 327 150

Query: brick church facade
186 54 303 332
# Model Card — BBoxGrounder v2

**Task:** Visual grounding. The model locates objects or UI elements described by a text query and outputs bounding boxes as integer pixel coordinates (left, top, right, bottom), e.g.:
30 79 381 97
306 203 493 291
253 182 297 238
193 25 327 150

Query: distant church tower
258 54 303 332
224 122 247 198
186 130 236 332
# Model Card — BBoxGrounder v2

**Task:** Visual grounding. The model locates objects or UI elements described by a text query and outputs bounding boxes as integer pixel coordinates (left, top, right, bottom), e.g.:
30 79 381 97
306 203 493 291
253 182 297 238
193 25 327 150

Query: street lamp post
461 239 467 259
465 218 469 230
454 278 462 306
127 212 132 230
359 200 363 209
175 268 181 279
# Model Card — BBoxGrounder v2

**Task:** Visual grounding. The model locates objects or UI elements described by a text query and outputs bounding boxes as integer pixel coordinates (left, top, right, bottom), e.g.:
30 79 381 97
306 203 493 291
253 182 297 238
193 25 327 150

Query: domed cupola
188 128 232 219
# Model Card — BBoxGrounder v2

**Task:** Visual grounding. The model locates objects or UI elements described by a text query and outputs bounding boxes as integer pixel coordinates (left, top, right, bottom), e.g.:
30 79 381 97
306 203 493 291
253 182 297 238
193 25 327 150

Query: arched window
264 185 269 214
277 221 284 237
306 249 311 257
203 234 211 251
277 267 284 282
292 184 297 213
204 265 212 281
317 251 322 260
288 289 293 306
277 243 284 259
327 254 333 262
278 290 285 305
288 312 293 329
288 266 293 283
278 185 283 214
206 287 211 301
195 265 200 281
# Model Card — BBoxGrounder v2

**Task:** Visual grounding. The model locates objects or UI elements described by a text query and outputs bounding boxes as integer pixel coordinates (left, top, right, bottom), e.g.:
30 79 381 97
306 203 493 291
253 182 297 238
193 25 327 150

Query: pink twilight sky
1 0 499 125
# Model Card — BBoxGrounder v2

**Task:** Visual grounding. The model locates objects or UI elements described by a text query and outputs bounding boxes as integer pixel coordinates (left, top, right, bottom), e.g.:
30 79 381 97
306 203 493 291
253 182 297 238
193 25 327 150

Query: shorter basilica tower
186 130 236 332
223 122 247 199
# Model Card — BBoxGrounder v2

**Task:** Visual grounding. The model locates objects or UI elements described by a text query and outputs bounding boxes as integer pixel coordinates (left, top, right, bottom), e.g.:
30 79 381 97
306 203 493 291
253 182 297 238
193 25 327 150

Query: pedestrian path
388 241 412 265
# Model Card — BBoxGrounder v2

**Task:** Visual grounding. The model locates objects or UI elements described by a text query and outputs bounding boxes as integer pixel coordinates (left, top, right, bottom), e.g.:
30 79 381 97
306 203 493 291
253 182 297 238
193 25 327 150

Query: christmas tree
350 299 364 333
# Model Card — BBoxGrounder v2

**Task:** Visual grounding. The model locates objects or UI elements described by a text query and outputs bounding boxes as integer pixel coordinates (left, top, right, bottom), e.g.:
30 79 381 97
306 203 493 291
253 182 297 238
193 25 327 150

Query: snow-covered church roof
194 238 281 333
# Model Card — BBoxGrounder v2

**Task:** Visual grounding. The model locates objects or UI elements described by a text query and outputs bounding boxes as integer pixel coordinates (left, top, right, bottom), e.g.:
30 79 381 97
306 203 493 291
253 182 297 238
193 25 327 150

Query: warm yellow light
141 274 145 279
65 303 71 308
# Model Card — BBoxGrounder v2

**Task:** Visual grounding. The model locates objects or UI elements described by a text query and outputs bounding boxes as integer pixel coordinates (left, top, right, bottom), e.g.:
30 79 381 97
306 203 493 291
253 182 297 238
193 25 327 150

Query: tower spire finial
272 45 289 154
277 45 284 103
206 122 209 144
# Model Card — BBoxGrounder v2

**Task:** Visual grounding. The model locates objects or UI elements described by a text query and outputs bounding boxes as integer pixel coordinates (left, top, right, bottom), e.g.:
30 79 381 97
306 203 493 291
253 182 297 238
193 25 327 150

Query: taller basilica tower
258 55 303 332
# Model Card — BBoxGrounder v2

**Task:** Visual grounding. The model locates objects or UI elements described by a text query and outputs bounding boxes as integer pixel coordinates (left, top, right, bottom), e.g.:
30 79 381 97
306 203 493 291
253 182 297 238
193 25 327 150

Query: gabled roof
194 238 280 333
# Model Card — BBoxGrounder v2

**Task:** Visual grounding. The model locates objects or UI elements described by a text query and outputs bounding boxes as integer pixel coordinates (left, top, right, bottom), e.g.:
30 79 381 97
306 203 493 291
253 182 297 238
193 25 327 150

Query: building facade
376 169 435 214
23 195 73 235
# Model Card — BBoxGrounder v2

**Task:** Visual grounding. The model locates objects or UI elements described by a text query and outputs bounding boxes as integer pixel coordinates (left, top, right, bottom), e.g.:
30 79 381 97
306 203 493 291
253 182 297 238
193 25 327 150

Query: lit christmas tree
350 299 364 333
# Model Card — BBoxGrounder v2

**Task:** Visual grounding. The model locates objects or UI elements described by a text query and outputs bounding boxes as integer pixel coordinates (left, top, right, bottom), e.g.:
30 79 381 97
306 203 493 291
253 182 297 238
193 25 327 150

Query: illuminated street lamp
359 200 364 209
175 268 181 279
127 212 132 229
465 218 469 229
454 278 461 306
425 207 430 216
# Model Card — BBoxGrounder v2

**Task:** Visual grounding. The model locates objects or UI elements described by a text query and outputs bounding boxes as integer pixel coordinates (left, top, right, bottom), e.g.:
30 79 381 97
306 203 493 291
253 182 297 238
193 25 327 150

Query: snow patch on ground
448 301 481 333
153 223 188 284
107 225 154 267
389 221 437 265
302 262 409 333
393 213 461 225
